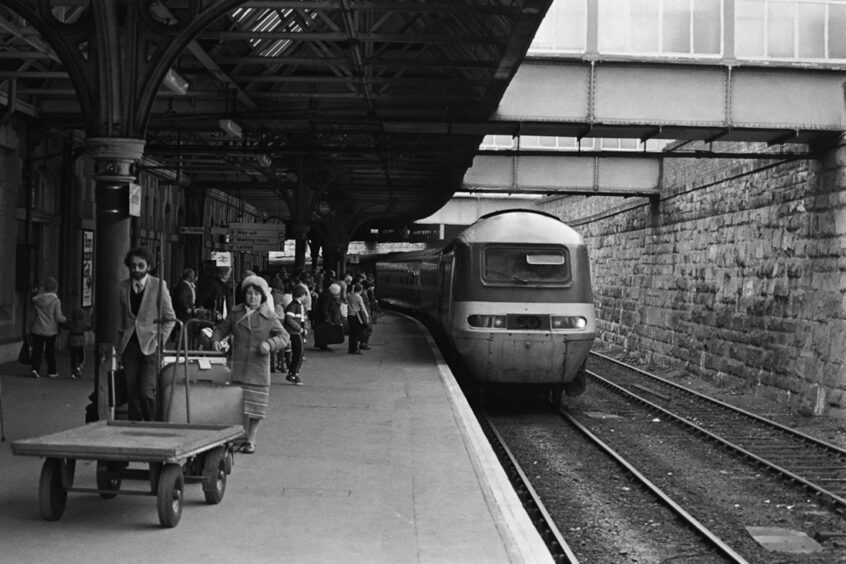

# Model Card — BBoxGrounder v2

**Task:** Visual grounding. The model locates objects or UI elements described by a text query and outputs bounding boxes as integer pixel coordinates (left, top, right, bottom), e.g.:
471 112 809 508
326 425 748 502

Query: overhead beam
463 154 662 197
200 31 504 45
495 59 846 139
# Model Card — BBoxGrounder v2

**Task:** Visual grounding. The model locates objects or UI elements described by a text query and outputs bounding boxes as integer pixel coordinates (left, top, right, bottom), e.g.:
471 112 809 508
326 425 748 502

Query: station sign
179 226 206 235
226 222 285 252
128 183 142 217
228 222 286 238
210 251 231 267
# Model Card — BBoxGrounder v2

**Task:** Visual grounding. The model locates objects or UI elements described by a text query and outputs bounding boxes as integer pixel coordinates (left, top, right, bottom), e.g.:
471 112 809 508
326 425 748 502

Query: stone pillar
85 137 145 421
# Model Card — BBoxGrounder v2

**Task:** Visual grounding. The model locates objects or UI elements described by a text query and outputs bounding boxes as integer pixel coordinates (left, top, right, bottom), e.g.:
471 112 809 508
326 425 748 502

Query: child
283 286 308 385
66 308 90 379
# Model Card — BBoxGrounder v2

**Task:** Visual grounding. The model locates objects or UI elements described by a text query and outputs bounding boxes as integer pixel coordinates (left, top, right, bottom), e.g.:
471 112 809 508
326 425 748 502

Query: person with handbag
346 283 370 355
29 277 67 378
313 283 344 351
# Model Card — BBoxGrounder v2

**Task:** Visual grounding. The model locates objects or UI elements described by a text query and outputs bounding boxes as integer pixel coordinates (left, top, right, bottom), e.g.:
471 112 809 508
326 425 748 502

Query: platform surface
0 312 551 564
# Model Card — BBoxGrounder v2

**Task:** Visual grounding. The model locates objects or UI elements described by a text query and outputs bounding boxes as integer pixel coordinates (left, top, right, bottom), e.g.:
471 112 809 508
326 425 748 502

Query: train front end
448 212 596 395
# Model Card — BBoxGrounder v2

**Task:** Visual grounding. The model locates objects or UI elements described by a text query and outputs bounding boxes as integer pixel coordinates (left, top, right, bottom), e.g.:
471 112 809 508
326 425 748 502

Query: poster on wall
82 230 94 308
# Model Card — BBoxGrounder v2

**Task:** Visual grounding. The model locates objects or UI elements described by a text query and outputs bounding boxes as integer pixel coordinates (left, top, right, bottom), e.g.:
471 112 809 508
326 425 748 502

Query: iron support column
85 137 145 421
87 137 146 344
292 159 309 270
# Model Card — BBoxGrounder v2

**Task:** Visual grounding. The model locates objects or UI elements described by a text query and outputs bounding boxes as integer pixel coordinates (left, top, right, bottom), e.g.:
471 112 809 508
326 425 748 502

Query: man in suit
117 247 176 421
199 266 232 321
173 268 196 323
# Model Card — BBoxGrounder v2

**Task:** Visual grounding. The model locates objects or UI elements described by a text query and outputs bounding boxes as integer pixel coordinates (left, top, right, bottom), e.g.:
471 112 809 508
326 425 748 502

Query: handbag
356 310 369 328
314 323 345 345
17 335 31 365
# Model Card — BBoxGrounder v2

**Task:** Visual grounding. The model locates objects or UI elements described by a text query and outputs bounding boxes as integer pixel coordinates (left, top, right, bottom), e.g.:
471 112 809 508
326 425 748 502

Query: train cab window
482 246 571 286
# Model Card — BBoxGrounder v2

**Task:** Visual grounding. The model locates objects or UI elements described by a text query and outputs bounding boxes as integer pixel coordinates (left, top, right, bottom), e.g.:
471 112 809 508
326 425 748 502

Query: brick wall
544 141 846 418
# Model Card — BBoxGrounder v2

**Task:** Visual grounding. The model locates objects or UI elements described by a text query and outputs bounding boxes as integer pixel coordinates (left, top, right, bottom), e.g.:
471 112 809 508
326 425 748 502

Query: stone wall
544 141 846 418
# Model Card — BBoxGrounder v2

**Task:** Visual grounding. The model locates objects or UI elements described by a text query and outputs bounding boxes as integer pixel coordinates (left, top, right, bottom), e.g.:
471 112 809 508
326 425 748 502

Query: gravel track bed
557 380 846 563
490 406 732 564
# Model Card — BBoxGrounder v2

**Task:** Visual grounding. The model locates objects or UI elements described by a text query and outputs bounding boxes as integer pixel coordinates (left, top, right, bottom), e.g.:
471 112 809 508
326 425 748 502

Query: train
375 209 596 406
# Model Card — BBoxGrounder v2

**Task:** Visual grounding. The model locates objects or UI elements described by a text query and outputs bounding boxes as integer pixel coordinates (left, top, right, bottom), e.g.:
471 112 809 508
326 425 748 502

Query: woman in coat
211 275 289 454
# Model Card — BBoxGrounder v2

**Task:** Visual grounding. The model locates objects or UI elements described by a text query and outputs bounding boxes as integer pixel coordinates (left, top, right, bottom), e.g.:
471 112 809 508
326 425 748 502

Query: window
598 0 722 56
736 0 846 61
530 0 588 53
482 245 571 286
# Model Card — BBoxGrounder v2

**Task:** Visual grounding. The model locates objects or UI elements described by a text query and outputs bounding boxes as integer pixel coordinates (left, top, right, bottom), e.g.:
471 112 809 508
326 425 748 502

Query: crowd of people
25 254 380 454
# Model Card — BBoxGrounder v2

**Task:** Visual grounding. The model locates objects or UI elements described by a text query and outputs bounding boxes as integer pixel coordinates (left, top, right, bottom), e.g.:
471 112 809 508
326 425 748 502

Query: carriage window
482 246 571 285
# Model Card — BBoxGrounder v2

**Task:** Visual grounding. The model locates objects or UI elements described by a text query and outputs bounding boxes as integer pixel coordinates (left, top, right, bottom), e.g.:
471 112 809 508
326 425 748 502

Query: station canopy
0 1 551 227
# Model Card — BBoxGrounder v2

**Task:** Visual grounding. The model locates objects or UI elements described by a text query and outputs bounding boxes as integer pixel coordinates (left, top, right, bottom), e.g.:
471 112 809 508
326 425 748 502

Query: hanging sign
128 183 142 217
81 230 94 308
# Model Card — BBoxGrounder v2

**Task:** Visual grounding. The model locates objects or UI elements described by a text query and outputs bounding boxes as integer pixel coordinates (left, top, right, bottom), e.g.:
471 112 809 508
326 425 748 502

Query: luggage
159 354 231 387
161 382 244 426
314 323 345 346
158 353 242 425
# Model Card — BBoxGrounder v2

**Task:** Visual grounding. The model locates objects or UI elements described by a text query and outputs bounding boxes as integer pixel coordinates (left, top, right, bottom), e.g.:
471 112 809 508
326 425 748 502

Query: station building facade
0 120 267 363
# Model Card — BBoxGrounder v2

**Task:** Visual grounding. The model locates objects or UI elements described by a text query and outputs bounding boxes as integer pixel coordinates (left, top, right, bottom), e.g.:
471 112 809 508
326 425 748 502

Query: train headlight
468 314 507 328
551 316 587 329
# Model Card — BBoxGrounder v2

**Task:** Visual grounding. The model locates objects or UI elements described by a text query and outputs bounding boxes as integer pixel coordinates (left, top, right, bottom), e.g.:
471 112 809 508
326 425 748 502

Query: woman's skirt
238 383 270 419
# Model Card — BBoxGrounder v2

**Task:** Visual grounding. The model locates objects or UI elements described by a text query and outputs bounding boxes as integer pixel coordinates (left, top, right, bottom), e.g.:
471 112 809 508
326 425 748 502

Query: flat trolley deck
11 419 244 528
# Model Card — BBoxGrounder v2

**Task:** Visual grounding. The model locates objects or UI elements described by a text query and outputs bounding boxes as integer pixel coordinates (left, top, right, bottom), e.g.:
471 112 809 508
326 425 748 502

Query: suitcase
314 323 345 345
159 354 231 386
161 382 244 426
157 353 241 425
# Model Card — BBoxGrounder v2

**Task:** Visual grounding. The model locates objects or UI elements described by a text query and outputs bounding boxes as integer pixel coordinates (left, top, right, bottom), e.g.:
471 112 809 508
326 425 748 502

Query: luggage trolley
11 319 246 528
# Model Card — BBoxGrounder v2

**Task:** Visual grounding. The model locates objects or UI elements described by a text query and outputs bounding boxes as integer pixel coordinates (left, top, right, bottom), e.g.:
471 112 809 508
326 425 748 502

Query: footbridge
462 0 846 198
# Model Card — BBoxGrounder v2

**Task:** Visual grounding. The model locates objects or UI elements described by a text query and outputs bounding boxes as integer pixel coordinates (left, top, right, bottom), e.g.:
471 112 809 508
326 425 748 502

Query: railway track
481 411 748 563
587 351 846 515
478 414 579 563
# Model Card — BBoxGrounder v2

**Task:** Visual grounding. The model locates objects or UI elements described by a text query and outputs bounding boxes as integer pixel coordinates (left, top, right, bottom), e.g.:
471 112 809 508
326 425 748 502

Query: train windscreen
481 245 571 285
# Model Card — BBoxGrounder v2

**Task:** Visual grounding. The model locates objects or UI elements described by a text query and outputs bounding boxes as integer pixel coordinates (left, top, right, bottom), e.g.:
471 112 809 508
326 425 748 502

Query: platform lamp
218 119 243 139
162 69 189 95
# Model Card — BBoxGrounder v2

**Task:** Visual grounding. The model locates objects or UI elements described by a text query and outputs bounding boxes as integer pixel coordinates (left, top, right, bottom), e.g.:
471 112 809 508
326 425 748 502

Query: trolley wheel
224 446 234 474
39 457 73 521
156 464 184 528
149 462 163 494
96 460 122 499
202 447 227 505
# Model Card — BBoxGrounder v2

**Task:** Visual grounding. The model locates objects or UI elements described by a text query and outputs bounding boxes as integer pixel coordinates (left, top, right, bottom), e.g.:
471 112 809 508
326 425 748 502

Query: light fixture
163 69 189 95
218 118 243 139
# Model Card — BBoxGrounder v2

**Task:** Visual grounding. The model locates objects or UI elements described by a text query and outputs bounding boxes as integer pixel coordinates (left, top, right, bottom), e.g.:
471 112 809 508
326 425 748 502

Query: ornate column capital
86 137 146 216
85 137 146 175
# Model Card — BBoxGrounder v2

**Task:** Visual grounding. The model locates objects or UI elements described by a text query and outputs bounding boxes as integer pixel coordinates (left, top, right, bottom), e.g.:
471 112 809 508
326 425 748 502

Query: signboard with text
226 222 285 252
